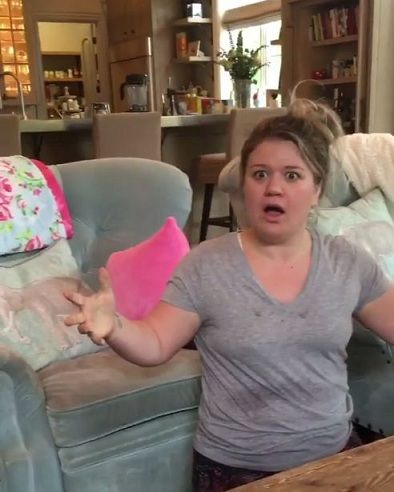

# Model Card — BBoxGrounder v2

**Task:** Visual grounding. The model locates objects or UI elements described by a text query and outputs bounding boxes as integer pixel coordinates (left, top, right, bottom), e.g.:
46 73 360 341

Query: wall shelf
174 56 212 63
42 51 81 56
311 35 358 47
44 78 83 83
318 76 357 85
173 17 212 26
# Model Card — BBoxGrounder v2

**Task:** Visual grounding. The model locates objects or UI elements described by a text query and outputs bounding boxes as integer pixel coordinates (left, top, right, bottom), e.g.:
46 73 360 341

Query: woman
64 99 394 492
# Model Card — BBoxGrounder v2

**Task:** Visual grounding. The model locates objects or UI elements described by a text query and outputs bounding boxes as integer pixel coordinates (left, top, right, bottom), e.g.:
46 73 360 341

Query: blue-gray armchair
0 157 201 492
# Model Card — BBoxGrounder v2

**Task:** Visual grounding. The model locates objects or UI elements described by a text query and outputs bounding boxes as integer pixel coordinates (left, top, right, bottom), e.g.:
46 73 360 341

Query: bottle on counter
167 89 178 116
186 85 202 114
252 89 259 108
161 93 171 116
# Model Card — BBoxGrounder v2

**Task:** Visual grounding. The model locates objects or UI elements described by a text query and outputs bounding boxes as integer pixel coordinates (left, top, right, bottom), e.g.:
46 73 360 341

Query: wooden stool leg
200 183 214 242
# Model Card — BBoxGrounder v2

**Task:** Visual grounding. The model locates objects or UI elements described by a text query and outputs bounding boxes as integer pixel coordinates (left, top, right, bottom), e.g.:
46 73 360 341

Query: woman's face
243 138 321 243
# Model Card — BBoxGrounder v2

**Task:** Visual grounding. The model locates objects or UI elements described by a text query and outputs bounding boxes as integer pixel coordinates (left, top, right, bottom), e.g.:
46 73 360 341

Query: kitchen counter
19 118 92 134
161 114 230 128
19 113 230 133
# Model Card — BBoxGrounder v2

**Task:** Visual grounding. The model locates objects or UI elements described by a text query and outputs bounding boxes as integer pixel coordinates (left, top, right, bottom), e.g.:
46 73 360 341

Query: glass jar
183 1 203 18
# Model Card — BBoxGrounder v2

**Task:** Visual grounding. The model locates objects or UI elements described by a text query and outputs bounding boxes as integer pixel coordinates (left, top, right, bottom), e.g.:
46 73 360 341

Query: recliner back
56 157 192 288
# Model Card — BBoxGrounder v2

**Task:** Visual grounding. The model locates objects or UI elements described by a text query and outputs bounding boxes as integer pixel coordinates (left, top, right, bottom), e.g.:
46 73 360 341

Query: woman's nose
264 174 283 195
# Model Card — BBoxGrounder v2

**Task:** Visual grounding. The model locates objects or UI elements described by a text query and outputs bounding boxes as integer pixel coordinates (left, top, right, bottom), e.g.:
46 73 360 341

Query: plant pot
233 79 252 108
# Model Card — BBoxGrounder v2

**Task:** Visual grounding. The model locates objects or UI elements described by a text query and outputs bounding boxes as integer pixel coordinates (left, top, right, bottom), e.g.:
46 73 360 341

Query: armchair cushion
107 217 190 320
39 348 201 447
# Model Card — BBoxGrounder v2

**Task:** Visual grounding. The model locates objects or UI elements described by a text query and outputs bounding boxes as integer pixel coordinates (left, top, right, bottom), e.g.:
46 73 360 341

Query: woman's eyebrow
283 165 304 170
249 164 304 169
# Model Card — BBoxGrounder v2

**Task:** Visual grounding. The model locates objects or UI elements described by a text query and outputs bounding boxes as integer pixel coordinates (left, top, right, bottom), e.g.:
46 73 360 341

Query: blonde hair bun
288 81 344 145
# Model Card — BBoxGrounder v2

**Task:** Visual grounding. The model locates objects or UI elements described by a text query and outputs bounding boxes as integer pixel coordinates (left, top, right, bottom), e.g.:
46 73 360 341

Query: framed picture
266 89 280 108
188 40 200 56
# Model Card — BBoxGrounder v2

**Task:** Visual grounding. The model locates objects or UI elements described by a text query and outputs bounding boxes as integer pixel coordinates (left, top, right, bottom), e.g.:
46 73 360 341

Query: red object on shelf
311 69 328 80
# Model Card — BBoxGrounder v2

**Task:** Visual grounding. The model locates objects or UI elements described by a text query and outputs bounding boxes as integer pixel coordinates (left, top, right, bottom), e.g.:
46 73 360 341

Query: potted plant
216 30 267 108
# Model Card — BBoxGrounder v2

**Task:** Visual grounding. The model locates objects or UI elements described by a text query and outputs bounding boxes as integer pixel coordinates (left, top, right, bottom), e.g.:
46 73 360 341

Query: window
218 1 281 107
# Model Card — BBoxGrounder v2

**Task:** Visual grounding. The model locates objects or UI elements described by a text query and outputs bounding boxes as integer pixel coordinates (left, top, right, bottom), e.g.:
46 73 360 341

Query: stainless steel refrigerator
108 36 155 113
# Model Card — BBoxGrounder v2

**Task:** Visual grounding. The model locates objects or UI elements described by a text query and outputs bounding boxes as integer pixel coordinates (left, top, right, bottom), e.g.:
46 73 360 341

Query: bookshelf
311 34 358 47
281 0 371 132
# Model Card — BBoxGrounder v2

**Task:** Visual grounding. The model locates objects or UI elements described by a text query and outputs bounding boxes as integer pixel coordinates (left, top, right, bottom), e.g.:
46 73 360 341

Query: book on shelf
310 6 359 42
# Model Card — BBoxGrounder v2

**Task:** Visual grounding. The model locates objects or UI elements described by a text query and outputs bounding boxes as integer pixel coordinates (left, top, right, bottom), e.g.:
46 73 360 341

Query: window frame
217 0 282 103
222 0 281 28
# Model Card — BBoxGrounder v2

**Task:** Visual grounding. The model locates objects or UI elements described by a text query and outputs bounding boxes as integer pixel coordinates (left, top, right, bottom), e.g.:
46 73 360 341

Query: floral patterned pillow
0 155 73 254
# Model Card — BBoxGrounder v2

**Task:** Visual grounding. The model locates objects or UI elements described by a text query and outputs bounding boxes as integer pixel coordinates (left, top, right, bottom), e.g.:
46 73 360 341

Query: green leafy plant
216 30 268 83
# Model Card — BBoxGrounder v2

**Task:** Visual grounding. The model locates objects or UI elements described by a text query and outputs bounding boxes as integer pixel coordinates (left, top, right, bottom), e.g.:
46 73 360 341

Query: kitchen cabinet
0 0 32 100
281 0 370 132
106 0 218 108
106 0 152 44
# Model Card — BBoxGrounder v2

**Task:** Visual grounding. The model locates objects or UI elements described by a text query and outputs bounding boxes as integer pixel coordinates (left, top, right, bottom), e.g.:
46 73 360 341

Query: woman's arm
106 302 199 366
355 285 394 344
64 267 200 366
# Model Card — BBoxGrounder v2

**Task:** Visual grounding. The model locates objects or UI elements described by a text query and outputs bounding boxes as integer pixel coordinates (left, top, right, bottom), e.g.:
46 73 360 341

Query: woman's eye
286 171 300 181
253 170 267 179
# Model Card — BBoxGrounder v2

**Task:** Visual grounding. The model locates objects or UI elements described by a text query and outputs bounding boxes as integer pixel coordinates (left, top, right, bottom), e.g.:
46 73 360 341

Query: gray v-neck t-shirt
162 229 390 471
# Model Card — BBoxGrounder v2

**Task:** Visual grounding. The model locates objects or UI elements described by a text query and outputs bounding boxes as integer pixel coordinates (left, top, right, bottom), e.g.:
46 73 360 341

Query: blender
120 74 149 112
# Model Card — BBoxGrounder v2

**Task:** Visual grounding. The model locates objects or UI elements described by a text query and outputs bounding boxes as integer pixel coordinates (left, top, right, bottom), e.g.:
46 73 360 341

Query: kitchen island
19 113 229 134
20 114 229 171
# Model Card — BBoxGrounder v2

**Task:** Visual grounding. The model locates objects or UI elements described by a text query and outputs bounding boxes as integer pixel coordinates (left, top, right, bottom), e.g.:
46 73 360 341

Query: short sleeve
161 249 202 315
353 244 392 313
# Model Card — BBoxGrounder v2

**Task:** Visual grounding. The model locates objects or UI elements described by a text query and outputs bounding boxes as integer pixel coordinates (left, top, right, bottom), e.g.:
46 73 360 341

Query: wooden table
231 436 394 491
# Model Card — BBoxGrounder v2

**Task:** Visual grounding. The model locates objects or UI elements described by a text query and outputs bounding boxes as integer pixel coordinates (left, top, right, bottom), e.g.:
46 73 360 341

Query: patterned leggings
192 430 363 492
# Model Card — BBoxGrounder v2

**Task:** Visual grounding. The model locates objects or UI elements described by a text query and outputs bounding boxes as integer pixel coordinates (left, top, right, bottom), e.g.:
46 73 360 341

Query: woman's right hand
64 267 117 345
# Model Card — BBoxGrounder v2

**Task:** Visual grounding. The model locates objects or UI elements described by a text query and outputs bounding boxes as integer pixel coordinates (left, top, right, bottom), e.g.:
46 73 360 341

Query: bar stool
92 112 161 160
0 114 21 155
194 152 234 242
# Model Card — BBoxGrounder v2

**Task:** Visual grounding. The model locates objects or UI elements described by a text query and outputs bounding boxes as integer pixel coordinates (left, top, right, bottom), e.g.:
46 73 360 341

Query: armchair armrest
0 346 62 492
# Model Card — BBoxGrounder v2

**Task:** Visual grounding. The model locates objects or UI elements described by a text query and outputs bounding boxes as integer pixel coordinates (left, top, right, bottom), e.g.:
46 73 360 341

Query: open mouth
263 204 285 217
262 204 286 222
